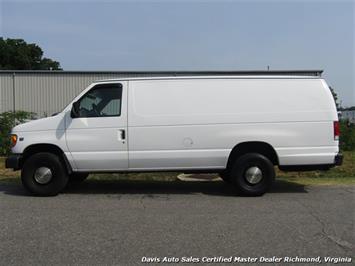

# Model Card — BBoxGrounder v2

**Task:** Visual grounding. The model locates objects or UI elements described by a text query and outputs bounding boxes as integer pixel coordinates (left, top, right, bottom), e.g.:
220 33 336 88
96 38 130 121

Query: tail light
333 121 340 140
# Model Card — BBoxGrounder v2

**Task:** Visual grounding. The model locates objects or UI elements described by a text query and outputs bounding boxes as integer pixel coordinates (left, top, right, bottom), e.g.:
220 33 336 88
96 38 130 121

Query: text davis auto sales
141 256 352 264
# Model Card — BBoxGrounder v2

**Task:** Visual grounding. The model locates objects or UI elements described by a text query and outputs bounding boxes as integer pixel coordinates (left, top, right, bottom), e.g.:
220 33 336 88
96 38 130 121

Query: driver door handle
118 129 126 142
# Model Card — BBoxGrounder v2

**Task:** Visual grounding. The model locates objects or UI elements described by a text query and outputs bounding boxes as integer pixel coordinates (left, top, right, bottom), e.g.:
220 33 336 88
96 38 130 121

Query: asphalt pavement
0 179 354 265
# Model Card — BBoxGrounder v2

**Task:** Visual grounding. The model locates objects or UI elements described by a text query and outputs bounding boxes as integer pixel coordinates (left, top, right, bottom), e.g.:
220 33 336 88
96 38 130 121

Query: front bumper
5 154 22 170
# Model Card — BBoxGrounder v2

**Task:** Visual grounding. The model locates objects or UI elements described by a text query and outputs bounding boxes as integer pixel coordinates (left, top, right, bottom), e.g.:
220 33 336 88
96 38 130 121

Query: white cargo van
6 73 342 196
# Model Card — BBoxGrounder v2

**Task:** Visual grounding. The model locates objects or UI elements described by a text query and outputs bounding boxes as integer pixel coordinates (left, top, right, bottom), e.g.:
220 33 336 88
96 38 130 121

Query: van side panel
128 78 338 170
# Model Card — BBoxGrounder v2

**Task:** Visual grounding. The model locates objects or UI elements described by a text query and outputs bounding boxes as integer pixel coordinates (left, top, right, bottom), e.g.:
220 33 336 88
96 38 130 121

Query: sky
0 0 354 106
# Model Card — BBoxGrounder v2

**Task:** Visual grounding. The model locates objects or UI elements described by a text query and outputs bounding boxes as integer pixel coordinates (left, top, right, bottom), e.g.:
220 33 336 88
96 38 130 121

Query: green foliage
0 111 35 155
0 38 61 70
329 86 340 109
340 121 355 151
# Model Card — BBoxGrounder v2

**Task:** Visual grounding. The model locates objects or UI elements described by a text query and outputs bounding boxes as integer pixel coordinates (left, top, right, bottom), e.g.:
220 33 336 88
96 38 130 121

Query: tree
0 38 62 70
329 86 340 110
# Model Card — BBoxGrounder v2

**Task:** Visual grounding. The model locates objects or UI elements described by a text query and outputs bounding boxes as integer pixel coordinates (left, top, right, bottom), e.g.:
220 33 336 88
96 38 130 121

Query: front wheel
21 152 69 196
230 153 275 196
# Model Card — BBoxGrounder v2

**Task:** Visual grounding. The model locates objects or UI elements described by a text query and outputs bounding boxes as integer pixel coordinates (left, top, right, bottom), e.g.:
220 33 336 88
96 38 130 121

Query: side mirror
71 101 80 118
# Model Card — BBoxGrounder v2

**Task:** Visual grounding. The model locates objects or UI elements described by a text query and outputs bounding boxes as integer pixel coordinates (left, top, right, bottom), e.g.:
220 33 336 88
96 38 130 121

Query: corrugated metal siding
13 73 127 116
0 74 14 113
0 72 154 116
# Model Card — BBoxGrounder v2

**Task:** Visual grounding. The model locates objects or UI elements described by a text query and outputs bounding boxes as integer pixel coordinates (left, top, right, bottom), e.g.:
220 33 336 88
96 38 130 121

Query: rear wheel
230 153 275 196
21 152 68 196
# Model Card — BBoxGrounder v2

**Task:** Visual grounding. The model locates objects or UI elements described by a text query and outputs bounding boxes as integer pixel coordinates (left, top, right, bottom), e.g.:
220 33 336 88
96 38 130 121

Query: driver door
65 82 128 171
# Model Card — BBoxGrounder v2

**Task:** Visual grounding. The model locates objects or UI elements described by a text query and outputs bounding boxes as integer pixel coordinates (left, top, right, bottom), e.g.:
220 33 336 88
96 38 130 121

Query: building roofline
0 69 323 76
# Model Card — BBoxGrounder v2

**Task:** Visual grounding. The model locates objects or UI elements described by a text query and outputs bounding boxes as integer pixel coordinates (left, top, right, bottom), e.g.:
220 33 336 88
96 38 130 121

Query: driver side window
78 83 122 118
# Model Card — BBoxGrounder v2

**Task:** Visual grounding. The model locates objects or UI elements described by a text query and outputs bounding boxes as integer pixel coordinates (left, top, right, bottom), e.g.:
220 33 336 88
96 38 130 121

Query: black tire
230 153 275 196
69 173 89 183
219 170 231 183
21 152 69 196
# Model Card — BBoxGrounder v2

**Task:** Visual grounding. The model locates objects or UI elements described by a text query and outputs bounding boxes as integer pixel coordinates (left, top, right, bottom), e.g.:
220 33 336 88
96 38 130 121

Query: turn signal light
10 134 17 147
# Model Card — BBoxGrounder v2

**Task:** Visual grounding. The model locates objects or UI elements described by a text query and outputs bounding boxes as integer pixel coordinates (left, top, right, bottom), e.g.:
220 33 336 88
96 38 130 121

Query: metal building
0 70 323 117
340 110 355 124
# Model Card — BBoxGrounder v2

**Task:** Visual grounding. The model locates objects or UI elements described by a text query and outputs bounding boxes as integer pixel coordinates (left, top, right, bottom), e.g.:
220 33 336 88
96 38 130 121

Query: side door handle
118 129 126 143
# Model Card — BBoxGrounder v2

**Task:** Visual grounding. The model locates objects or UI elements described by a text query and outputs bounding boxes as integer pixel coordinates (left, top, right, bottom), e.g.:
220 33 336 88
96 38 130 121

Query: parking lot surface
0 180 354 265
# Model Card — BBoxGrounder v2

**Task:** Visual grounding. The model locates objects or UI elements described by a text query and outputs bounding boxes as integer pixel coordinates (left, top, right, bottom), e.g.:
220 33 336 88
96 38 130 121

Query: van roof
95 75 322 83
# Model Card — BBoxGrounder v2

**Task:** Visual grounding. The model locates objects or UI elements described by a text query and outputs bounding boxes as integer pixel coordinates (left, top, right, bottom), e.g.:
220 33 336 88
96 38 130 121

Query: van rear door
65 82 128 171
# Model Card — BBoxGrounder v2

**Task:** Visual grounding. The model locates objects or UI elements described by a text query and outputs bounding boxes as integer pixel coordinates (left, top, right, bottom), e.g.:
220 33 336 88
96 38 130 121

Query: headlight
10 134 17 147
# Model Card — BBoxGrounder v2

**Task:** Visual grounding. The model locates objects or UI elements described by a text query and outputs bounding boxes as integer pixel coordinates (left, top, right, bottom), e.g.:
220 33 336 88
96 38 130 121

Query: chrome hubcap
245 166 263 184
34 167 52 184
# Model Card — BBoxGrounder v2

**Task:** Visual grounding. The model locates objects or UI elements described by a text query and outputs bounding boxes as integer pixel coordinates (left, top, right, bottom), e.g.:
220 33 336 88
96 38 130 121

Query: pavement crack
325 235 354 250
341 187 355 194
140 195 146 209
273 220 308 241
142 194 170 200
295 199 354 252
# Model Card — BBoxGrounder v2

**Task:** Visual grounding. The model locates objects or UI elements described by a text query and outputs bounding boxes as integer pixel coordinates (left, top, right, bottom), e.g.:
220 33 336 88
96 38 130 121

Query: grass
0 151 354 186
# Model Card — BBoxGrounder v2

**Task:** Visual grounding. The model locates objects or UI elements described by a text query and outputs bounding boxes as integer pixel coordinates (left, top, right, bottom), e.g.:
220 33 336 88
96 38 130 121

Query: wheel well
226 142 279 171
21 144 72 174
